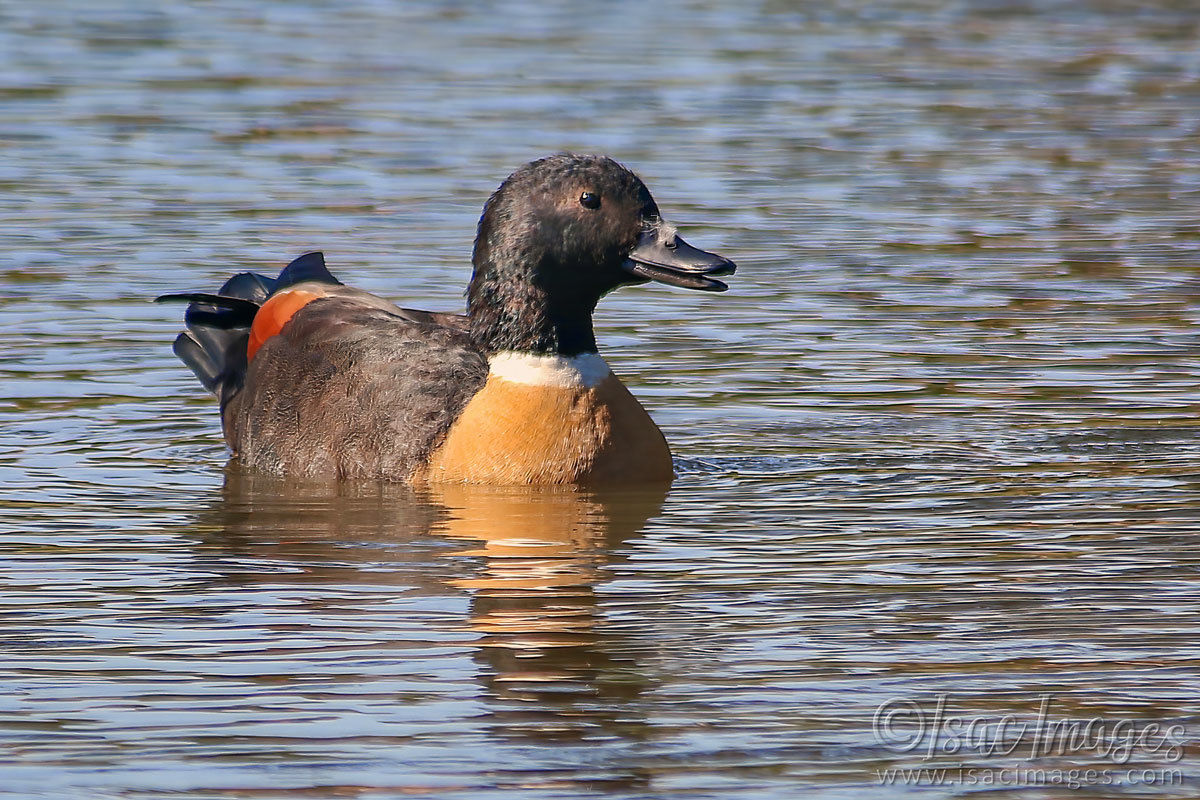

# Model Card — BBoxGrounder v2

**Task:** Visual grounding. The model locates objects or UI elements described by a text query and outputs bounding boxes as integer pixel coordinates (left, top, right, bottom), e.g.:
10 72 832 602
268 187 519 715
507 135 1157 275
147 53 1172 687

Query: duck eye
579 191 601 210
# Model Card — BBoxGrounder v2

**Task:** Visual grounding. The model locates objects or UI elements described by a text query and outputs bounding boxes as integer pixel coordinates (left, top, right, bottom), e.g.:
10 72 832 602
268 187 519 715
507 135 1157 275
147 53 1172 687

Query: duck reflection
196 465 665 746
433 483 665 743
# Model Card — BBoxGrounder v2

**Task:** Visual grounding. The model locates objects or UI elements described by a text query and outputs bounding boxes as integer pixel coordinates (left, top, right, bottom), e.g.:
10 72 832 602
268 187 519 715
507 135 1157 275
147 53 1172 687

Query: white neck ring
488 351 611 389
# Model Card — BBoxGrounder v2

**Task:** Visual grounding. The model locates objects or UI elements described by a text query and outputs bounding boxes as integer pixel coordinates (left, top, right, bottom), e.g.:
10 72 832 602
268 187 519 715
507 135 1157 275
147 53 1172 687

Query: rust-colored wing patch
247 289 323 361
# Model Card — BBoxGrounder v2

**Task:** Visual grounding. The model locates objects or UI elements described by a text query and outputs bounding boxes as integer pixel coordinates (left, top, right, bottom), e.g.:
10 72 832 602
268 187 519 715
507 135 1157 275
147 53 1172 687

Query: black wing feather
276 251 340 289
160 252 341 398
172 332 222 392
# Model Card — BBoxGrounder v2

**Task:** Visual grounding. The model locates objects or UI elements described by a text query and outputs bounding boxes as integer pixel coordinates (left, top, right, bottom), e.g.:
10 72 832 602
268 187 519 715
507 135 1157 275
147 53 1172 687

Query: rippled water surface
4 1 1200 798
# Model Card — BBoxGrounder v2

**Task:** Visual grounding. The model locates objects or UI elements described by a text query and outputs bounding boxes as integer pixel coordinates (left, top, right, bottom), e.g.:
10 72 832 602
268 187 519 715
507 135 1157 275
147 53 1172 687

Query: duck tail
156 251 336 401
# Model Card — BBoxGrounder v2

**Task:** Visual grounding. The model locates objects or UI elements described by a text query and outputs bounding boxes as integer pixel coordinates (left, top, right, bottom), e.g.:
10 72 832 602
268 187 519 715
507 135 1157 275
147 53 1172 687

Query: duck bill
622 224 736 292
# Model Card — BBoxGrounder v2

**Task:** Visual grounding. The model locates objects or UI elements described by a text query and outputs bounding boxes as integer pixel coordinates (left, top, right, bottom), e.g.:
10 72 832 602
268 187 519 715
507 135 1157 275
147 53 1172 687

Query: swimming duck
159 153 735 484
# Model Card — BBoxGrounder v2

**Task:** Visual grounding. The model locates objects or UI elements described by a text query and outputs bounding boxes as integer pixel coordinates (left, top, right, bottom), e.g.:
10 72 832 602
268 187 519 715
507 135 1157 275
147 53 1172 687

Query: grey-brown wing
223 297 488 481
300 283 470 331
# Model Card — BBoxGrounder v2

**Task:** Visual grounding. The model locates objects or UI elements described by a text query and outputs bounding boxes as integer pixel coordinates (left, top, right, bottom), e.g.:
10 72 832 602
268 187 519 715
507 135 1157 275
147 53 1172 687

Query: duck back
226 297 488 481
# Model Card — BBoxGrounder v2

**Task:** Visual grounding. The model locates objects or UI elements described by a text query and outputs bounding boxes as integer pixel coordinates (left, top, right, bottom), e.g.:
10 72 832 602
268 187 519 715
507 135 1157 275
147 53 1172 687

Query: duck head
467 153 735 356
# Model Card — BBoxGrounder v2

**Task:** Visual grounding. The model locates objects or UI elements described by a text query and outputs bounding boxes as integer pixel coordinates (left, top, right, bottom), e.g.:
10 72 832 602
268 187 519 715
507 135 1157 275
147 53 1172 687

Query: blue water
1 1 1199 797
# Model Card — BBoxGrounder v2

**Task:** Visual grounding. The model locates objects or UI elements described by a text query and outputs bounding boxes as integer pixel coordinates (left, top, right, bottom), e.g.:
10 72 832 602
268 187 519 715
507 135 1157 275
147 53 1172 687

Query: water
2 1 1200 797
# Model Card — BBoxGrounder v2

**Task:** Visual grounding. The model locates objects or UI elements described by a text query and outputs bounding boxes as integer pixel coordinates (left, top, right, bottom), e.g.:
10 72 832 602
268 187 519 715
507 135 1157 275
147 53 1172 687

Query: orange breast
247 289 323 361
419 374 673 485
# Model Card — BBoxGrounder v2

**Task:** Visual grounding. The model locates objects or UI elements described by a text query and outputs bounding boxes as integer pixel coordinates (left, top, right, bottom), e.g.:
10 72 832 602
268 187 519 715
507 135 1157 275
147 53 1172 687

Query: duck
158 153 735 485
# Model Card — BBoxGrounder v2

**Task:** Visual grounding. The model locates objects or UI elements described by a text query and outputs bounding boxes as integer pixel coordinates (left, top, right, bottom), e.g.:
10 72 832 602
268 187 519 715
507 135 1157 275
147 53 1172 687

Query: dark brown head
467 153 735 355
